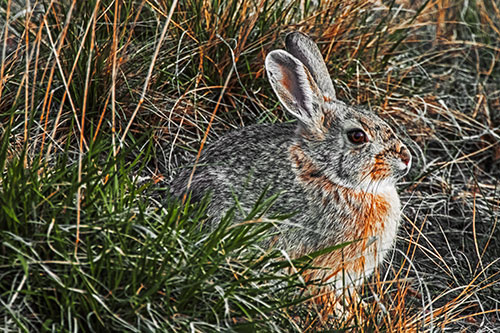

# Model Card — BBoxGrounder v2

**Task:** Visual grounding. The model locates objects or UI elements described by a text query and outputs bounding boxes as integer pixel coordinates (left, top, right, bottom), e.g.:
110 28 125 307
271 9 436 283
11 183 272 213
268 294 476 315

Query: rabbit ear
266 50 326 135
285 32 336 100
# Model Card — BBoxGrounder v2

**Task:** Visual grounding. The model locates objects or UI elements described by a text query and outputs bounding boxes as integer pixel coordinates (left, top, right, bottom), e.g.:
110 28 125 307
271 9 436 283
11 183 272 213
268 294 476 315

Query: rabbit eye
347 129 368 144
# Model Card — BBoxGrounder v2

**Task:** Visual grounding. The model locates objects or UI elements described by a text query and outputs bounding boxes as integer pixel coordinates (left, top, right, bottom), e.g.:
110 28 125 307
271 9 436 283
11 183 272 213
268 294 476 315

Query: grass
1 0 499 331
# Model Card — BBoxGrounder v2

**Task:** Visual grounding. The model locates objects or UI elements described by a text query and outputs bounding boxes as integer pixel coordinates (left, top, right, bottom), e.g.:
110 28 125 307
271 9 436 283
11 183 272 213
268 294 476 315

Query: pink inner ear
275 62 309 113
278 64 294 94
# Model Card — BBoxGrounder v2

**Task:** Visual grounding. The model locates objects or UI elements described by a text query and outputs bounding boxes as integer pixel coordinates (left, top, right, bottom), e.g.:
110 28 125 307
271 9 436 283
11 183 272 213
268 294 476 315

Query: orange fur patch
370 156 391 181
289 143 391 285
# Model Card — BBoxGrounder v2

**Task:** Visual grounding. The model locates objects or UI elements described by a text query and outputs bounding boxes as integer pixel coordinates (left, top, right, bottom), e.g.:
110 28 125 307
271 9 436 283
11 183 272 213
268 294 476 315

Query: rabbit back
171 124 305 219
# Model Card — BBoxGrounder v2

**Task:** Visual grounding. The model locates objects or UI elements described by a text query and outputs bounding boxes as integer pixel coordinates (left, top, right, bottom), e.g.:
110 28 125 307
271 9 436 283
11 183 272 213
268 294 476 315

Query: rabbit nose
400 147 411 166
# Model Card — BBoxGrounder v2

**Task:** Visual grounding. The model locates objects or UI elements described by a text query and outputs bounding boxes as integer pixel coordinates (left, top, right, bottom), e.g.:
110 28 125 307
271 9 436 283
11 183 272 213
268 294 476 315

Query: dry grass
0 0 499 331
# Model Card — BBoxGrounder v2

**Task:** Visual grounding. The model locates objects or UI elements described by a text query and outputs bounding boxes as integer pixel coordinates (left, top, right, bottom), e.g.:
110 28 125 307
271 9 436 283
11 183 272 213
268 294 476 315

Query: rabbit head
265 32 411 194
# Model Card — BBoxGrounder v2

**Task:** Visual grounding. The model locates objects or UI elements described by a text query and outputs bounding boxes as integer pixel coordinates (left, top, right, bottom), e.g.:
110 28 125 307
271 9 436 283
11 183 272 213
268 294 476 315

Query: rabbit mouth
392 155 410 176
373 146 412 180
398 161 411 177
397 145 412 175
396 153 412 177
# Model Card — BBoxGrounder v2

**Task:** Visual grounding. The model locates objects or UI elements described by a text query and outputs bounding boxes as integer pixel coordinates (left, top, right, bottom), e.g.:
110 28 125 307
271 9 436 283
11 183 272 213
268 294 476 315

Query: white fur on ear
265 50 324 133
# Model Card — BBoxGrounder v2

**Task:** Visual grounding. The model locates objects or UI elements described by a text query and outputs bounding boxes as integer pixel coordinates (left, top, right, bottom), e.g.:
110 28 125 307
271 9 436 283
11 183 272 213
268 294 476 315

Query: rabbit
170 32 411 292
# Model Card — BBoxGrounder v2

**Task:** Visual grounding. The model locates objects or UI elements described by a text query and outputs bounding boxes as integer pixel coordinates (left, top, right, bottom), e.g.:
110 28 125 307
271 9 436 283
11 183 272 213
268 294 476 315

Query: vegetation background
0 0 499 331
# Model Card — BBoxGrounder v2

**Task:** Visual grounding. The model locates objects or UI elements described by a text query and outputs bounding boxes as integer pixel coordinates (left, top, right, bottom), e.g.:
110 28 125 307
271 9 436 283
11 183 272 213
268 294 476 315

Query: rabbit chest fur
171 32 411 289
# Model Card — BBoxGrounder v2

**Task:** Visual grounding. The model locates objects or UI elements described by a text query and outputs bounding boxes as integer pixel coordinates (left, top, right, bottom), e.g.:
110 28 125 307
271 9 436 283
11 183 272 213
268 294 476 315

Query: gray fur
170 123 339 252
285 31 336 99
170 32 411 288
